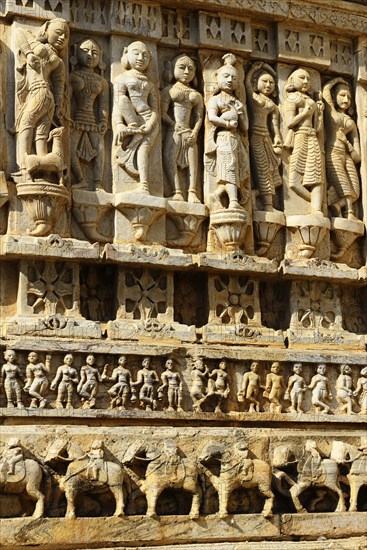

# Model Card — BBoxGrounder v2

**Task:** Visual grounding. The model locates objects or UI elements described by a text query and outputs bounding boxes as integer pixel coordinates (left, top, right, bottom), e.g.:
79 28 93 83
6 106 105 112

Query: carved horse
122 439 203 518
330 441 367 512
199 441 274 518
0 458 47 518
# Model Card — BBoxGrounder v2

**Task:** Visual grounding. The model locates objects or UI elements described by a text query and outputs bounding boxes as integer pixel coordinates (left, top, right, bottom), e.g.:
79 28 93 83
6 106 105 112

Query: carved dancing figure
263 361 285 413
205 53 249 210
208 360 230 413
161 54 204 202
50 354 78 409
102 356 132 409
245 62 282 211
323 78 361 220
157 358 183 412
308 364 333 415
354 366 367 416
77 354 105 409
24 352 50 408
283 68 324 214
131 356 159 410
285 363 307 414
70 38 109 190
190 358 209 412
113 41 159 194
335 364 355 415
237 361 262 413
14 18 69 181
0 350 24 408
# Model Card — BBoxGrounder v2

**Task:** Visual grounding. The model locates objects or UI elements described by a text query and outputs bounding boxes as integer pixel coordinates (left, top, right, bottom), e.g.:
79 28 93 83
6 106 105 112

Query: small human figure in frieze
285 363 307 414
101 356 132 410
77 354 105 409
335 364 355 415
131 356 159 410
208 359 230 413
263 361 285 413
237 361 262 413
0 438 24 475
24 352 50 408
308 364 333 415
50 354 78 409
161 54 204 203
157 358 183 412
190 358 209 412
1 350 24 408
354 366 367 416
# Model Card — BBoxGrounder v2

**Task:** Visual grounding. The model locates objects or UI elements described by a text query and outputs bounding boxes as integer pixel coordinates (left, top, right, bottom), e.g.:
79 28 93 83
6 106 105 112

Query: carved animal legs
111 483 125 517
326 481 346 512
189 487 202 519
290 482 310 513
64 484 77 519
218 483 229 517
146 487 160 517
348 478 361 512
258 484 274 518
26 482 45 518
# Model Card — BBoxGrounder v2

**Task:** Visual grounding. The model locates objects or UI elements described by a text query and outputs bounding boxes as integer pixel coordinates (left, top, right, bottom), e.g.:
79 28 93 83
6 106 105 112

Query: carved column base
253 210 285 257
286 214 330 260
107 319 197 342
115 193 166 244
209 208 250 252
166 200 208 250
330 217 365 262
72 189 114 243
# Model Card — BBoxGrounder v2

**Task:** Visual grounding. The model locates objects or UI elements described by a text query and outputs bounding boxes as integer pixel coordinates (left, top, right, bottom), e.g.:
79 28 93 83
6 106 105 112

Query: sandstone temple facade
0 0 366 548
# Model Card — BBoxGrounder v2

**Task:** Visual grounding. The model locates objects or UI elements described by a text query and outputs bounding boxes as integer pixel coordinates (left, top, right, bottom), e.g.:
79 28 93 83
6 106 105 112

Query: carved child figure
102 356 132 409
50 354 78 409
237 361 261 413
70 38 109 191
157 358 183 412
77 354 105 408
190 358 209 412
161 54 204 202
285 363 307 414
24 352 50 408
336 364 355 415
131 357 159 411
1 438 24 475
263 361 285 413
208 360 230 413
1 350 24 408
308 364 333 415
354 366 367 416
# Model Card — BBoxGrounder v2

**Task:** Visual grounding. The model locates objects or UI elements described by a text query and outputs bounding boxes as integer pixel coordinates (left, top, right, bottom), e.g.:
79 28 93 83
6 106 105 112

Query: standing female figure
161 54 204 202
323 78 361 220
113 41 159 194
70 38 109 191
15 18 69 179
283 68 324 214
245 62 282 212
205 53 249 210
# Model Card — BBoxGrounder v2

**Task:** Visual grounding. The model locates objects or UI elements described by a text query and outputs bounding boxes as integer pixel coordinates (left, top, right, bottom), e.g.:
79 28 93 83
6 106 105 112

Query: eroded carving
1 350 24 409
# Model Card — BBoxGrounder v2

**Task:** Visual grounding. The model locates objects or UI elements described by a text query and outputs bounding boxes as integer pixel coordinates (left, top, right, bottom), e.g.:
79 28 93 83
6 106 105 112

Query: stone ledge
1 513 366 549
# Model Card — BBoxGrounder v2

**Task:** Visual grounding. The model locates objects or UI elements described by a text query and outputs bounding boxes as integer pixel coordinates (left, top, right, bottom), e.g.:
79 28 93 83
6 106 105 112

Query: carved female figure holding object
113 41 159 194
70 38 109 191
50 354 78 409
102 356 132 410
15 18 69 181
0 350 24 408
283 68 324 214
205 53 249 210
245 62 283 212
161 54 204 203
323 78 361 221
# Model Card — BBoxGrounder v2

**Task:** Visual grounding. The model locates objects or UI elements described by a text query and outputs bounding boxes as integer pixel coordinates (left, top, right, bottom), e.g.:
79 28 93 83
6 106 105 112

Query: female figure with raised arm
245 62 282 212
113 41 159 194
205 53 249 210
15 18 69 179
283 68 324 214
323 78 361 220
161 54 204 203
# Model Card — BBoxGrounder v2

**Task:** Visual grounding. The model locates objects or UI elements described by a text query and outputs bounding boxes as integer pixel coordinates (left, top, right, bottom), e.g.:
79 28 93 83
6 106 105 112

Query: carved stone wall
0 0 366 548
